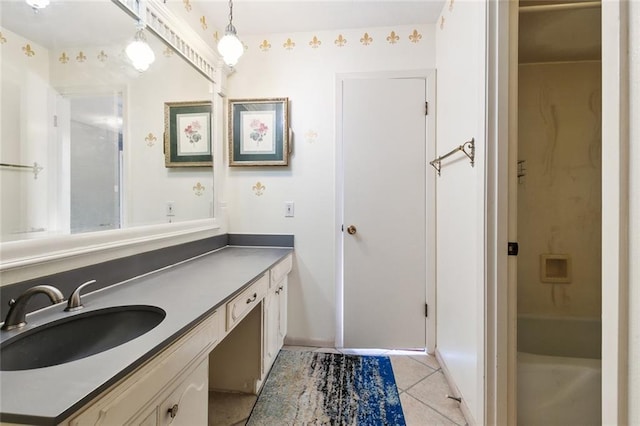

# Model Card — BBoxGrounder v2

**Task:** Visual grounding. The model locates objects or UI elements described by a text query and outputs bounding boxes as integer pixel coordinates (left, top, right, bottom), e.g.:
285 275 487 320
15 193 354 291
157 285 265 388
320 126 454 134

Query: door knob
346 225 357 235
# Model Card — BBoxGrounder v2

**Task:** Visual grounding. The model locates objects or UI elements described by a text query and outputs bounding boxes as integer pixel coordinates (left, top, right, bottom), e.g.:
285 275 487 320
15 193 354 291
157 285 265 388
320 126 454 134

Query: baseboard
283 336 334 349
435 348 475 426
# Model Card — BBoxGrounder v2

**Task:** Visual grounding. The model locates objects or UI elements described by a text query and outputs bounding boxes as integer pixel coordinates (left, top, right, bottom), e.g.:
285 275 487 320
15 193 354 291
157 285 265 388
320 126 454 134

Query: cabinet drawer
270 253 292 287
226 273 268 332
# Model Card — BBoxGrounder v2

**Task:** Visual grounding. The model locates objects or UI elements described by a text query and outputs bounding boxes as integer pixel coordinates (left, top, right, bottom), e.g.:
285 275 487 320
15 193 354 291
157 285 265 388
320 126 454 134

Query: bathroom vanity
0 247 293 425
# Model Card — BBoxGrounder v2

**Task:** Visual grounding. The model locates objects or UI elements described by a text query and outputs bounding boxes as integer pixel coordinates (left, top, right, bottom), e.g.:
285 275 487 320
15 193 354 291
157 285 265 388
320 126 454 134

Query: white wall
434 1 487 424
0 28 52 240
224 24 435 346
628 1 639 423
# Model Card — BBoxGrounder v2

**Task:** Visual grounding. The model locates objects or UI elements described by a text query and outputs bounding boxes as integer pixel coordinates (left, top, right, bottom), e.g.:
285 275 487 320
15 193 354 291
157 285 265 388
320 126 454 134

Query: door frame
335 70 437 352
490 1 630 424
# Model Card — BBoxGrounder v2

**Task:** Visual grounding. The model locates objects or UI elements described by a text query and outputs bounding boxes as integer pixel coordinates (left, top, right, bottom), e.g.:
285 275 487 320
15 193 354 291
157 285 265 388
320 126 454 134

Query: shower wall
517 61 602 318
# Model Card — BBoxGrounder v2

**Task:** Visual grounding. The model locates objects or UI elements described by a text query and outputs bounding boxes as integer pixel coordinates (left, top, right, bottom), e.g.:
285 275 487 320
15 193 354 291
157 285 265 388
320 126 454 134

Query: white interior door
341 76 428 349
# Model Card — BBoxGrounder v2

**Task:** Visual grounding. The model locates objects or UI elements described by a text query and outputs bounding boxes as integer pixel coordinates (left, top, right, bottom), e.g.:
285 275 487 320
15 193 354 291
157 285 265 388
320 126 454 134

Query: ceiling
191 1 446 36
518 1 601 63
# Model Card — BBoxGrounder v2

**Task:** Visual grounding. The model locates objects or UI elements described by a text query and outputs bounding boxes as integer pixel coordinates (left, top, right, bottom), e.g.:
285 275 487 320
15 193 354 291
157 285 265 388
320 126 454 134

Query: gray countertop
0 246 293 425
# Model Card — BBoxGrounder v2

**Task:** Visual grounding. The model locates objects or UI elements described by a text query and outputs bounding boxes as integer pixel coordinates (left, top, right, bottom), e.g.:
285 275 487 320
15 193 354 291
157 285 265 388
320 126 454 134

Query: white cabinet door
263 287 280 372
276 278 287 347
263 277 288 375
159 360 208 426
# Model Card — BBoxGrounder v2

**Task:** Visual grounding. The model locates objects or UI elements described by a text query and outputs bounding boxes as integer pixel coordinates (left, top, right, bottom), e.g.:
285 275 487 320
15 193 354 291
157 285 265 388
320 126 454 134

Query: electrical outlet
166 201 175 216
285 202 294 217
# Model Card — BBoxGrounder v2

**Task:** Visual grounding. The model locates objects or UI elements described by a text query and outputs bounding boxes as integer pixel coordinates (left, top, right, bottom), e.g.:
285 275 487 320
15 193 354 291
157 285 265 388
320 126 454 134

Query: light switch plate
285 202 294 217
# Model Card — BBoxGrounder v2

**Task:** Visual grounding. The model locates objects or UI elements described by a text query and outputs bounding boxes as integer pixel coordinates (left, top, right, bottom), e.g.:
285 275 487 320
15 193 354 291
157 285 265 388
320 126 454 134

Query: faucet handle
64 279 97 312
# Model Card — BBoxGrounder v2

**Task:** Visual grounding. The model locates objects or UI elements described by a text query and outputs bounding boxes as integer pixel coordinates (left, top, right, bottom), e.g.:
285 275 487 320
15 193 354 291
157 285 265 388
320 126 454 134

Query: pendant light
25 0 49 10
217 0 243 67
126 23 156 72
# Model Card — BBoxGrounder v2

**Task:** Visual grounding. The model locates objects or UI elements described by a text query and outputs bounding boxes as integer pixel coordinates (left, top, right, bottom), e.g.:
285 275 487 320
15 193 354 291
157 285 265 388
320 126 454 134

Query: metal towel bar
0 162 43 179
429 138 474 176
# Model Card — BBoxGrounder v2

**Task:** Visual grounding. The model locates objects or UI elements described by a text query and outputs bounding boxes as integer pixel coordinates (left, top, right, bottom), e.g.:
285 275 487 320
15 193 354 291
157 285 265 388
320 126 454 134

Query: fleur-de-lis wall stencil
283 38 296 50
183 0 192 11
193 182 205 196
213 31 220 42
163 47 174 57
309 36 321 49
386 31 400 44
200 16 207 30
440 16 446 30
59 52 70 64
409 29 423 43
360 32 373 46
259 40 271 52
97 50 108 62
449 0 455 11
76 51 87 62
0 32 7 44
145 133 157 147
252 182 266 196
22 44 35 57
335 34 347 47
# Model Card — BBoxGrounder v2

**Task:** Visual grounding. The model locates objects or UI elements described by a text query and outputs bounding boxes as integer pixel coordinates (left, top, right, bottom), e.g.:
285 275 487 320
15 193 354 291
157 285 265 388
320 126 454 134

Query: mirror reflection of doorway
66 93 122 234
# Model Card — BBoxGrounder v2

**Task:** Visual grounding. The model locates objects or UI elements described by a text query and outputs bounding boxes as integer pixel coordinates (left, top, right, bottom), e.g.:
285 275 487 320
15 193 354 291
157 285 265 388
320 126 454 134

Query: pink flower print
249 119 269 143
184 120 202 144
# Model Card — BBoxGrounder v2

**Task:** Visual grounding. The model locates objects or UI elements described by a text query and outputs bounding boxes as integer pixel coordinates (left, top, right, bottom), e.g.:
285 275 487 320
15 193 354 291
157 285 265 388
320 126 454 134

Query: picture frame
228 97 289 166
164 101 213 167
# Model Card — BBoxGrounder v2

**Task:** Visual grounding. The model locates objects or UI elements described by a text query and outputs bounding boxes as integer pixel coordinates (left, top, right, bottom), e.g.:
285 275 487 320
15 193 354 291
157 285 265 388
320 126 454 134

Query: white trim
335 74 344 348
601 1 630 424
506 1 520 425
0 219 221 284
436 348 474 426
484 0 511 424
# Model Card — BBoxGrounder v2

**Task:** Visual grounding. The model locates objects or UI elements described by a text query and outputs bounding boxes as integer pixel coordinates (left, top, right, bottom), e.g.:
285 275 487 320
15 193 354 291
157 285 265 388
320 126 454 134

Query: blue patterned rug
247 350 406 425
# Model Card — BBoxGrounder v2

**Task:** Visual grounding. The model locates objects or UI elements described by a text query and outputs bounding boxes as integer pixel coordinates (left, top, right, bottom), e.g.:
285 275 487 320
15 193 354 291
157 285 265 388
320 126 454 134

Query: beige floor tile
208 391 256 426
409 353 441 370
400 393 458 426
390 355 437 391
406 371 466 425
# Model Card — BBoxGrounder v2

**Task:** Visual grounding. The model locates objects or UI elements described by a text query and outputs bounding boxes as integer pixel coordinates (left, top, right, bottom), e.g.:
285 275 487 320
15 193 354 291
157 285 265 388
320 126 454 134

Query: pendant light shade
217 0 243 67
126 25 155 72
25 0 49 9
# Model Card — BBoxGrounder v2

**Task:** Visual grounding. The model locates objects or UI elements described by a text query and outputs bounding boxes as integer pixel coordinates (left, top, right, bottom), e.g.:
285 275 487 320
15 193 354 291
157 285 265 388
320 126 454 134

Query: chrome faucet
1 285 65 331
64 279 97 312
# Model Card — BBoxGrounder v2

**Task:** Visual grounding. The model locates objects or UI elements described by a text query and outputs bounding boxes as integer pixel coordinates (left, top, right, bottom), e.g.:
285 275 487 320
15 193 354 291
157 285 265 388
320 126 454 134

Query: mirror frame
0 0 228 285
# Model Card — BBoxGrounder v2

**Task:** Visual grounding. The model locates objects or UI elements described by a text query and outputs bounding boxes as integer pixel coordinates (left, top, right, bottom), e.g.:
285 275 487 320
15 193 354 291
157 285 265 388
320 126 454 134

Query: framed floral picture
164 101 212 167
228 98 289 166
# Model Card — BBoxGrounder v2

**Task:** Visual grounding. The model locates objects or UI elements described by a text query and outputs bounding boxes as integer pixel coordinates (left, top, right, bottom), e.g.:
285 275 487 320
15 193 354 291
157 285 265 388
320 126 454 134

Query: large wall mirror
0 0 215 247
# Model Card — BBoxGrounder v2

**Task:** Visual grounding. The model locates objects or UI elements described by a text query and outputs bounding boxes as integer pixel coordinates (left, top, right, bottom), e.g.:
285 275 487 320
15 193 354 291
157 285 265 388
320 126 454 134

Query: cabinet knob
346 225 357 235
168 403 179 418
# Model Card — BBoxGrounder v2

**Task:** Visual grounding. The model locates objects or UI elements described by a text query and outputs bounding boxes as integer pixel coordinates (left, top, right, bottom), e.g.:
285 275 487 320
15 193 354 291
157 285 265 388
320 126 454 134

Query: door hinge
508 242 519 256
425 303 428 317
425 101 429 116
53 115 58 127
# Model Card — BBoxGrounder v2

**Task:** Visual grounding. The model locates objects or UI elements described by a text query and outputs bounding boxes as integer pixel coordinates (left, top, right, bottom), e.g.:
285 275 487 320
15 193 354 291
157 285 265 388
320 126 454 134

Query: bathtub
517 315 601 426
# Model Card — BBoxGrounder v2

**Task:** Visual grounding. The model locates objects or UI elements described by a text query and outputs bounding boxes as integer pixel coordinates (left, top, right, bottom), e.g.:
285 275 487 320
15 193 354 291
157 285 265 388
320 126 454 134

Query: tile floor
209 346 466 426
